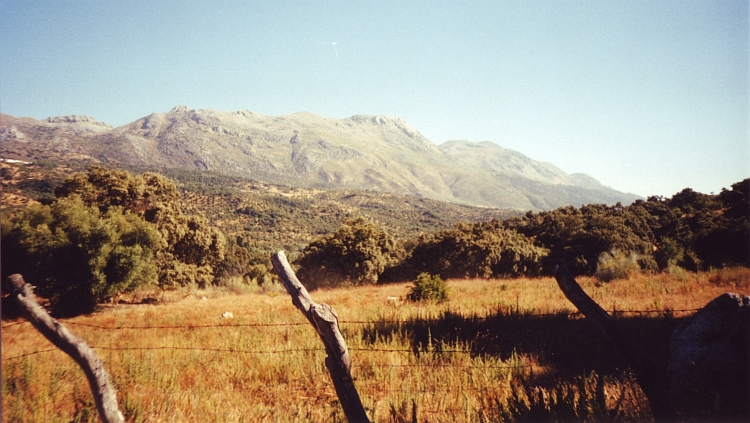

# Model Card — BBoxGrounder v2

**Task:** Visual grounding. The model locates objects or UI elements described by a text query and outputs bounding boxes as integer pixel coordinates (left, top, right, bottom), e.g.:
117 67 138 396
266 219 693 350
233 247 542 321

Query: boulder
668 292 750 420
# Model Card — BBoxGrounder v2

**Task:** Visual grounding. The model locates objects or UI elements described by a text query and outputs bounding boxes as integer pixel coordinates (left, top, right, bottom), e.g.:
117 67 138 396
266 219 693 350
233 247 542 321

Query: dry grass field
2 267 748 422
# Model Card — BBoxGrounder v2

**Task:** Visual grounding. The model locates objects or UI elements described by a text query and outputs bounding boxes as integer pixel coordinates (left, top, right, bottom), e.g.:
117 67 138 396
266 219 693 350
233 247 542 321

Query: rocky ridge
0 106 640 210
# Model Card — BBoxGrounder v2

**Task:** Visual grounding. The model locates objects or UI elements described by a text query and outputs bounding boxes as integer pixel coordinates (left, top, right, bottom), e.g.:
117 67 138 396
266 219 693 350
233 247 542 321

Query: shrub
1 195 162 316
504 203 661 275
666 263 691 282
295 217 405 289
654 237 684 269
407 273 448 303
401 220 547 280
55 166 226 288
595 250 640 282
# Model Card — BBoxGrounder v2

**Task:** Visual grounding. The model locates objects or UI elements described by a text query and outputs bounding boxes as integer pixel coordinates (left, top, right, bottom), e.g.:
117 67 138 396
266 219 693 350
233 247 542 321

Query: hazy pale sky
1 1 747 198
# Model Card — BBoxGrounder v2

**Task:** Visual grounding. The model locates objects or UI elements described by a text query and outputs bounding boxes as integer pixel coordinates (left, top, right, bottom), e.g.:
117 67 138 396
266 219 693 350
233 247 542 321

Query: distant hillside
0 160 514 255
0 107 640 210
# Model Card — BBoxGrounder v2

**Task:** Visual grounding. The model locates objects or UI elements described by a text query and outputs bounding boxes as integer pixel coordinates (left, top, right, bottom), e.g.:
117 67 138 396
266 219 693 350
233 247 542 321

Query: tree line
293 179 749 287
2 165 748 315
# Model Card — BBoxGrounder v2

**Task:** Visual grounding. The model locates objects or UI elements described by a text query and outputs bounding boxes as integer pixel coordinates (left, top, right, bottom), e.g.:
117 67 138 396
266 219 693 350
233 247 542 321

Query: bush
407 273 448 303
595 250 640 282
1 195 162 316
654 237 684 269
504 204 660 276
400 221 547 280
666 263 691 282
55 166 226 288
295 217 405 289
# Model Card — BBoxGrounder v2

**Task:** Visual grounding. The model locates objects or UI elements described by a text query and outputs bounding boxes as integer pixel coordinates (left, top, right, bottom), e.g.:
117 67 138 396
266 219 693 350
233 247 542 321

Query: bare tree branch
4 274 125 423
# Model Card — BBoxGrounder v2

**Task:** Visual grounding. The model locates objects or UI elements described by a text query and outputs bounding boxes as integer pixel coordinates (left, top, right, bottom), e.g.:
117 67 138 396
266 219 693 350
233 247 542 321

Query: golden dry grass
2 268 748 422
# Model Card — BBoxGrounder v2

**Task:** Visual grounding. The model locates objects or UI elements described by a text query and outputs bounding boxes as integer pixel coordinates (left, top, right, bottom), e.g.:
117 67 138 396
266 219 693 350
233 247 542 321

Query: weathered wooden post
552 261 670 420
271 251 370 423
4 274 125 423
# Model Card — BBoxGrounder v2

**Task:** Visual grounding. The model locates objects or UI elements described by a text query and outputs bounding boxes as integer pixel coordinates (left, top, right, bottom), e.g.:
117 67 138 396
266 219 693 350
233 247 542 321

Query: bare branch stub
271 251 370 423
4 274 125 423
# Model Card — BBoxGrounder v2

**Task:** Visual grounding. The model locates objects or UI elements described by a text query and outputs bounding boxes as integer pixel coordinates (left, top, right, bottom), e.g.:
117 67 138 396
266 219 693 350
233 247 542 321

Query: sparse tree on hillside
55 166 180 214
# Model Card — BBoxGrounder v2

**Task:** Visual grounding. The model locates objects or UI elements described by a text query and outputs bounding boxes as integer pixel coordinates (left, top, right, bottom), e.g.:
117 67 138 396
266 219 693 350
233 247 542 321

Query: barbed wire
2 346 325 361
1 307 702 362
2 344 536 361
94 345 324 354
0 308 701 330
356 383 510 394
2 348 59 361
64 321 310 329
1 337 641 363
0 321 29 328
360 362 542 370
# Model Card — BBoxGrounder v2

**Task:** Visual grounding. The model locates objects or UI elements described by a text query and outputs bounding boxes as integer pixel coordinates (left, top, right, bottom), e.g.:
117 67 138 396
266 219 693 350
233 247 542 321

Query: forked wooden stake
271 251 370 423
4 274 125 423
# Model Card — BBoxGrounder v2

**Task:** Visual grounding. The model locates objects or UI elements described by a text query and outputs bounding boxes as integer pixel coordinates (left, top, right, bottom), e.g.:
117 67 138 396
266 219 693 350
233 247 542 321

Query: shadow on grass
357 308 685 380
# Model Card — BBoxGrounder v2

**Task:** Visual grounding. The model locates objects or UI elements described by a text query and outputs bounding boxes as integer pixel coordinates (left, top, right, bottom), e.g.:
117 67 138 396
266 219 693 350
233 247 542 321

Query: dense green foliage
294 217 405 289
503 203 657 276
3 159 747 301
54 166 227 288
406 273 448 303
1 196 162 315
662 181 750 270
3 166 233 315
503 179 750 276
394 221 548 280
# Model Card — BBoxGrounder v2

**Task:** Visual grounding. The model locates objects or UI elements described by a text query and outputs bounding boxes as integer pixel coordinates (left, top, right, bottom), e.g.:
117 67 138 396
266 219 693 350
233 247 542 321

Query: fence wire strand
2 307 701 362
0 308 700 331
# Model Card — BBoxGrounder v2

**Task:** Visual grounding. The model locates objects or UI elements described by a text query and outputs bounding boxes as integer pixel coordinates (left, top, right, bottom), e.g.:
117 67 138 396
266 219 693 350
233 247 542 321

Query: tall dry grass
2 267 748 422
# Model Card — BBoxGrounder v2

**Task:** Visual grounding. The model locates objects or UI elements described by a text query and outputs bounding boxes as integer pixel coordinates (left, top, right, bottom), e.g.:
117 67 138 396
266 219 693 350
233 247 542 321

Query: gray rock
668 292 750 419
0 126 27 143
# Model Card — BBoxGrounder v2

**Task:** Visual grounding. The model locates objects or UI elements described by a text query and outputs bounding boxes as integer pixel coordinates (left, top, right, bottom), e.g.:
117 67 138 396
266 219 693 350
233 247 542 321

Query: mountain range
0 106 640 210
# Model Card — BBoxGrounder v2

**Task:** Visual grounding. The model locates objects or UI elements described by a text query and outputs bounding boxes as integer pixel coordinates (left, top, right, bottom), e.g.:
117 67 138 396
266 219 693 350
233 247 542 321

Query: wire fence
2 308 699 362
1 307 701 331
1 307 679 422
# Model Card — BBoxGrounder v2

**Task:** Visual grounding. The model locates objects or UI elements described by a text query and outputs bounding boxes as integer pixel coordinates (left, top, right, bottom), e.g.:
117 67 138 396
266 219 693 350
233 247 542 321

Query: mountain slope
0 107 640 210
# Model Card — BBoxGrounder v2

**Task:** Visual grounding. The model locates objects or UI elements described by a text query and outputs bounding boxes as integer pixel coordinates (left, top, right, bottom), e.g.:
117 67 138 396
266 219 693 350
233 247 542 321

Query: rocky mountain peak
0 107 641 210
44 115 100 124
43 115 113 132
169 105 191 113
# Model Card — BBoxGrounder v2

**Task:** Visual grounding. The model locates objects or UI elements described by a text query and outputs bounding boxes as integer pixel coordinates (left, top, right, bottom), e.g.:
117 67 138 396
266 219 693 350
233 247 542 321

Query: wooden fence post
4 274 125 423
271 251 370 423
552 261 670 419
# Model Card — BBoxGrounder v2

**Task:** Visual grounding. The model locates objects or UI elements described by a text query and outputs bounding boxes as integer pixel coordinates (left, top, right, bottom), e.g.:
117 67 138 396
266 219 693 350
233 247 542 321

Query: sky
0 1 747 198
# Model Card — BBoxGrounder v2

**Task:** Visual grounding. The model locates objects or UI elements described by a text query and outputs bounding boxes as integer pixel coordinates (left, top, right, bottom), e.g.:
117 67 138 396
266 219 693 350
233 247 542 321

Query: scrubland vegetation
2 162 749 421
3 268 748 422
